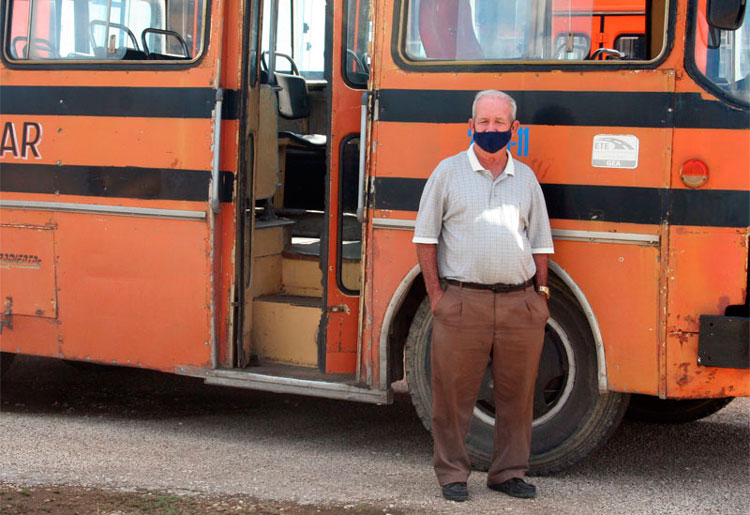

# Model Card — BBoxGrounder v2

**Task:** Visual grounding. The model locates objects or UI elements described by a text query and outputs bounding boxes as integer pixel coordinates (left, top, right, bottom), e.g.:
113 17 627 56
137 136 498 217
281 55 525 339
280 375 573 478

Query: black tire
404 277 630 475
1 352 15 378
626 395 734 424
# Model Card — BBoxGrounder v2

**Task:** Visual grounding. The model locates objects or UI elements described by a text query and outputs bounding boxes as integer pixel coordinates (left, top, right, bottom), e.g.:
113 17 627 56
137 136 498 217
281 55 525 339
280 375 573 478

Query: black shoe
488 478 537 499
441 482 468 502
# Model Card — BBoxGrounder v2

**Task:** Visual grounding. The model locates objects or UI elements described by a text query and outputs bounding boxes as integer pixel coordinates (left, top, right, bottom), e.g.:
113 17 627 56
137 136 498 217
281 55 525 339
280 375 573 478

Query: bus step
281 253 323 297
252 295 321 366
185 364 390 404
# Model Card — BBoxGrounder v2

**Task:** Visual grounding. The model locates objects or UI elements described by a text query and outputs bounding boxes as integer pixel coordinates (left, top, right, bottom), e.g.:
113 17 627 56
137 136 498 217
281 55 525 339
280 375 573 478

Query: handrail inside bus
267 0 280 86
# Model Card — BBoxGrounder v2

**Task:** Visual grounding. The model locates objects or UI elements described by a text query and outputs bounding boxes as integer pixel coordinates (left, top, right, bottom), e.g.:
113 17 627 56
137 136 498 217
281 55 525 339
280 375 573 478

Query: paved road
1 355 748 514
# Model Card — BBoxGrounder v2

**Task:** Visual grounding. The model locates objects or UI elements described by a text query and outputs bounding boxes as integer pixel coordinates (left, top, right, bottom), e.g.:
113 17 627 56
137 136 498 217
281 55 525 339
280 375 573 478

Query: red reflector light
680 159 709 188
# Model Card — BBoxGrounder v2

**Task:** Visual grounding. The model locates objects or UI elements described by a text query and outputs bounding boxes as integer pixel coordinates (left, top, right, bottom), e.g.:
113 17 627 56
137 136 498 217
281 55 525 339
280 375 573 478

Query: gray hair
471 90 517 120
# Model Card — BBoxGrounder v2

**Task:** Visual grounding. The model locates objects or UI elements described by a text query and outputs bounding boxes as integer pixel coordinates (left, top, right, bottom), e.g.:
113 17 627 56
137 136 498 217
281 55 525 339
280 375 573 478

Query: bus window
344 0 371 87
262 0 326 80
4 0 206 62
690 0 750 106
402 0 655 63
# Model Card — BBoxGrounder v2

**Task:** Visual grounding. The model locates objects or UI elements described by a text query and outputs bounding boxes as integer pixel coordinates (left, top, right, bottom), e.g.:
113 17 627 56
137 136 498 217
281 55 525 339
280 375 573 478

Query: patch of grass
154 493 184 515
0 485 409 515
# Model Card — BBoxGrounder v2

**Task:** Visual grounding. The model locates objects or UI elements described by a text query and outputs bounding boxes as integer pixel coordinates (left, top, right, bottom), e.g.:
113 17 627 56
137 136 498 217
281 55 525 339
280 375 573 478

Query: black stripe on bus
2 85 746 129
376 89 749 129
0 162 234 202
0 86 241 120
371 177 749 228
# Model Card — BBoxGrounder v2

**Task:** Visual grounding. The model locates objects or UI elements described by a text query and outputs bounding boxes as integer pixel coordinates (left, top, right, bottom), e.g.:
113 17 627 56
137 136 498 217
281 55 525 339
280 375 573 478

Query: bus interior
242 0 367 375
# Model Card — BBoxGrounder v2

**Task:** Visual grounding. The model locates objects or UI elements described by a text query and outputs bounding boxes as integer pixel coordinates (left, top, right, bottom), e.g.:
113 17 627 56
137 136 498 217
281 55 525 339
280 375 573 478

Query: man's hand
429 288 446 313
416 243 444 314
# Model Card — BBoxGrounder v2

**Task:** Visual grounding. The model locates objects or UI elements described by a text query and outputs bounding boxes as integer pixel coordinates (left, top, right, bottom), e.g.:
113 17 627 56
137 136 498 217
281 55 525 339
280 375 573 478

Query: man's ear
468 118 475 133
511 119 521 133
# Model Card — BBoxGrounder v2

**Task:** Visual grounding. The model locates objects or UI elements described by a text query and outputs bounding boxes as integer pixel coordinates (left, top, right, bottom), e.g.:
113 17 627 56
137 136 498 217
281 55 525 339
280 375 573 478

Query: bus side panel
0 115 214 171
0 208 213 370
551 235 661 394
366 114 669 395
0 317 60 357
372 123 673 189
667 95 750 397
665 227 749 398
0 0 238 373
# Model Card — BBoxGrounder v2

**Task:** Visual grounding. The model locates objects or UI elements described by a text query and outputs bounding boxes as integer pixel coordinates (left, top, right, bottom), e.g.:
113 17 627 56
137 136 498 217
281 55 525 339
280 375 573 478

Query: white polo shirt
413 144 554 284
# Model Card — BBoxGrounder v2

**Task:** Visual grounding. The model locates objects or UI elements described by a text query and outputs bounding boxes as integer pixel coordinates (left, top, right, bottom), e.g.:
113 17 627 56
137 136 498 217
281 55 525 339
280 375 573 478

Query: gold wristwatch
537 285 551 299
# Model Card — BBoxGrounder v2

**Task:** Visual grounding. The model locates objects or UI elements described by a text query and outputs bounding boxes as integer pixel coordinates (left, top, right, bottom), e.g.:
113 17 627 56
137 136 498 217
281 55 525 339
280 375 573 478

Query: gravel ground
1 355 748 514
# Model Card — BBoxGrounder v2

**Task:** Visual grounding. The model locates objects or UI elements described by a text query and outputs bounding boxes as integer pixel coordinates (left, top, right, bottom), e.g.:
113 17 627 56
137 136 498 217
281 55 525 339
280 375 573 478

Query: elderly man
413 90 554 502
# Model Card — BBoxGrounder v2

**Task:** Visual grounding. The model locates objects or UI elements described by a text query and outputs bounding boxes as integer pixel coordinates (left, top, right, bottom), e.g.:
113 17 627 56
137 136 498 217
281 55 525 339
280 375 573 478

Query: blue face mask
473 129 513 154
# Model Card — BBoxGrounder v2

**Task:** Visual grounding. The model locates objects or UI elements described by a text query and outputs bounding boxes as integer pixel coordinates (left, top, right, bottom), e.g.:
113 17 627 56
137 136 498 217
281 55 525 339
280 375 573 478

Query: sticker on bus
0 253 43 270
592 134 639 169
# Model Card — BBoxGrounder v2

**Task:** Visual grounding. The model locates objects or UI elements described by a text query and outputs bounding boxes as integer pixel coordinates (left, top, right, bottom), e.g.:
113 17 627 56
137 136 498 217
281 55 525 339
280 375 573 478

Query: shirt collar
467 143 515 177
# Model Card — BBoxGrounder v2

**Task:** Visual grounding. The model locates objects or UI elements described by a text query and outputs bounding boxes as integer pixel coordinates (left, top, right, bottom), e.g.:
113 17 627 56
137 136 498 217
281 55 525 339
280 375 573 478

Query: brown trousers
431 284 548 486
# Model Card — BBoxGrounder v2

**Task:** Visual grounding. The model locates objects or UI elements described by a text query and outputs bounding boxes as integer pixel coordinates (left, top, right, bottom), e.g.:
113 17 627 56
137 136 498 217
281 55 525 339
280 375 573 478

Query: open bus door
219 0 386 403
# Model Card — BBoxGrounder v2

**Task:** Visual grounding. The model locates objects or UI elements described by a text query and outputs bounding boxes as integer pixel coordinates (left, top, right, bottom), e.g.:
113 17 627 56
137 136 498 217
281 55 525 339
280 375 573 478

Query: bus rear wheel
404 278 630 475
626 395 734 424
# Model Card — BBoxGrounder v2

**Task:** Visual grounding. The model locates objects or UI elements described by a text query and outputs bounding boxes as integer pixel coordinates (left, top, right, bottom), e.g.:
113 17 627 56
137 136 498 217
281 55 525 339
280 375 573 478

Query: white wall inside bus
76 0 158 54
262 0 326 78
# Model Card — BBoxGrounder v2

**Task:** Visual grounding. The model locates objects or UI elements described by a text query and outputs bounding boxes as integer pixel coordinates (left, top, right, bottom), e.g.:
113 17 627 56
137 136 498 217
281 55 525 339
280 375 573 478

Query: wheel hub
473 317 576 427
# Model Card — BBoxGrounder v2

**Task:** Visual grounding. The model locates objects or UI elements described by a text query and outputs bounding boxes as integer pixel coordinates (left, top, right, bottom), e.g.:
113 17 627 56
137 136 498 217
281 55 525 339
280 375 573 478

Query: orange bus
1 0 748 474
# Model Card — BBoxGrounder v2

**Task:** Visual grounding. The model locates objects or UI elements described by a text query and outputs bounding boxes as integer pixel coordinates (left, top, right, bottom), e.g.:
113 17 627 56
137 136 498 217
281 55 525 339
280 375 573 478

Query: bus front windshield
691 0 750 106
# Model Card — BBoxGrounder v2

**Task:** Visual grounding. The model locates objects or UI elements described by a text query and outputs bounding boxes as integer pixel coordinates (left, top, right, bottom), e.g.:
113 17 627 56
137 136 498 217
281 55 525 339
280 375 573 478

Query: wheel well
387 273 425 384
386 263 607 391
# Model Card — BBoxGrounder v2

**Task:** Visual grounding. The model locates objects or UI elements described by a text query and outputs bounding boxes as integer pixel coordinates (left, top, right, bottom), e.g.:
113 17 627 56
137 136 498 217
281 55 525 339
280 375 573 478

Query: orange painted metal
0 0 238 373
359 0 748 399
324 0 364 374
0 207 213 368
665 227 749 397
0 224 57 318
372 122 673 188
0 115 220 171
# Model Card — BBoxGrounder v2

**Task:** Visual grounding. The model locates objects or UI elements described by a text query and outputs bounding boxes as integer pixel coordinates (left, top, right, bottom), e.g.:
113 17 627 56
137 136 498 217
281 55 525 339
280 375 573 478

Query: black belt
444 278 535 293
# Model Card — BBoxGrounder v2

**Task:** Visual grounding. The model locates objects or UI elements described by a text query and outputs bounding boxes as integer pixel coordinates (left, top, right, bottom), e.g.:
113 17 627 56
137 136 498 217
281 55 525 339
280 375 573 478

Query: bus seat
278 131 326 148
91 46 148 60
275 72 311 119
